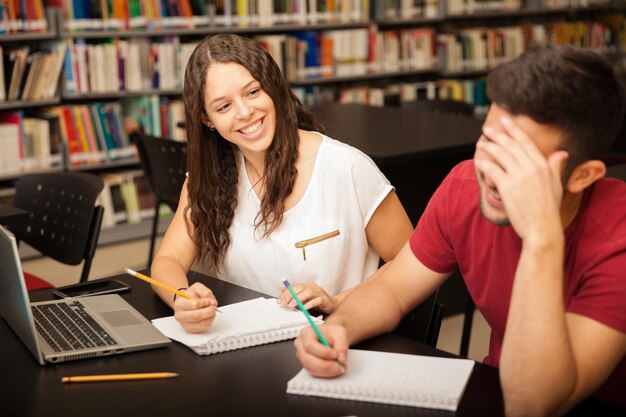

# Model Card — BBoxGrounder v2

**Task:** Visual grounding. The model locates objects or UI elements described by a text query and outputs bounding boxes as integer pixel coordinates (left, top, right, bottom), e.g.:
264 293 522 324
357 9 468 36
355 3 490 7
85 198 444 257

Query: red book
61 107 82 164
159 99 169 138
0 111 24 158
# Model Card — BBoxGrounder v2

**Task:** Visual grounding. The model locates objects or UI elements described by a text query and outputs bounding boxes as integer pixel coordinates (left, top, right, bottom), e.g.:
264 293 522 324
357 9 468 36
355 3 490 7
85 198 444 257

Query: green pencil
282 279 345 368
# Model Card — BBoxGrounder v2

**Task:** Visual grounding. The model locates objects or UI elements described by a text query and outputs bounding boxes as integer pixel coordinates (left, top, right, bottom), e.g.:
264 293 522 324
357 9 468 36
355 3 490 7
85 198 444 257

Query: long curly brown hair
183 34 325 272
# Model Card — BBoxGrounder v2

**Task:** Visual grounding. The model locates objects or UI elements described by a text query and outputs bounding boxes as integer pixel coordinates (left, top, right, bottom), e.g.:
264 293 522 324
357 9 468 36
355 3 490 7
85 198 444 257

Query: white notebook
287 349 475 411
151 297 322 355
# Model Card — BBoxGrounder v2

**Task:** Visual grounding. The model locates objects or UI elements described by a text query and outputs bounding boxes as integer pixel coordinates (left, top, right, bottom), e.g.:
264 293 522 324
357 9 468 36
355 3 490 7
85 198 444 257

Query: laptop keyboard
32 301 118 352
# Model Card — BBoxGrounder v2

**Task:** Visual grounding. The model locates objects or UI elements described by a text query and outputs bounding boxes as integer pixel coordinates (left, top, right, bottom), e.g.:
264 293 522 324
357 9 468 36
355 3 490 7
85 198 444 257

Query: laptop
0 225 170 365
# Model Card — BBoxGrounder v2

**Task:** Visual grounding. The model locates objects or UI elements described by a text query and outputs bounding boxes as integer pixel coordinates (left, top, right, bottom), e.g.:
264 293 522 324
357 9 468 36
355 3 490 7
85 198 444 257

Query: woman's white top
216 134 393 297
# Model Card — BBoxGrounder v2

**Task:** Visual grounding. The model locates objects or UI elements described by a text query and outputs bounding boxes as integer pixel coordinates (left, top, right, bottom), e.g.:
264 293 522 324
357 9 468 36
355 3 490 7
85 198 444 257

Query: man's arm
501 236 626 417
294 241 450 377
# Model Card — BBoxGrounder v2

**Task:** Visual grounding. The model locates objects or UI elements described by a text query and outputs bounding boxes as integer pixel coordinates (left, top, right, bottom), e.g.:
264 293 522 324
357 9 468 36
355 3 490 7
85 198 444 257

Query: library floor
22 238 491 362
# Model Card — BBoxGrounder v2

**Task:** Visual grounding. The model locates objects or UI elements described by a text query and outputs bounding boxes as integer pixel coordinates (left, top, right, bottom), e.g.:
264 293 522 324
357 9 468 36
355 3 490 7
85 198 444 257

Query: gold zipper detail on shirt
294 230 341 261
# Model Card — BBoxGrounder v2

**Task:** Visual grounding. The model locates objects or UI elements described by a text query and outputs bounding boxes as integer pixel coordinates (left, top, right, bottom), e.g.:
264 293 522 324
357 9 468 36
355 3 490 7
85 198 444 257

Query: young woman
151 34 412 333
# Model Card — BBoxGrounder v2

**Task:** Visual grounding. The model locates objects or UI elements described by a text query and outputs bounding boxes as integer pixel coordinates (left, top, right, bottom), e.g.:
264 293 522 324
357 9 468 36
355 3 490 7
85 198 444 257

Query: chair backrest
134 134 187 212
395 289 444 347
11 172 105 282
402 99 475 117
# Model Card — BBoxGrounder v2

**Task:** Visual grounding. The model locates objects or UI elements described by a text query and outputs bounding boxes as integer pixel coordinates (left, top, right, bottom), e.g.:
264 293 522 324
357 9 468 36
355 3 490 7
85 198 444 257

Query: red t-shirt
410 160 626 407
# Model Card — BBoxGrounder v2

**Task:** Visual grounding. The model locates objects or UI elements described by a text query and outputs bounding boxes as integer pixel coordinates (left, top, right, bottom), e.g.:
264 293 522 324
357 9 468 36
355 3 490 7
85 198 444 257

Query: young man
294 45 626 417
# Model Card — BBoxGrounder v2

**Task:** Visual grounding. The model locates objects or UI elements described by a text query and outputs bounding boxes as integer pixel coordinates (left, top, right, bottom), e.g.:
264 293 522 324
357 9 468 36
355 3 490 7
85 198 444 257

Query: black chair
395 289 444 347
401 99 475 117
11 172 104 290
133 134 187 267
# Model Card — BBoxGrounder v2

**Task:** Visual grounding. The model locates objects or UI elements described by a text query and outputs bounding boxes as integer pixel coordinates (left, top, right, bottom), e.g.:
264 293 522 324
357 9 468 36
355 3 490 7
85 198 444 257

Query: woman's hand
278 281 338 314
173 282 219 333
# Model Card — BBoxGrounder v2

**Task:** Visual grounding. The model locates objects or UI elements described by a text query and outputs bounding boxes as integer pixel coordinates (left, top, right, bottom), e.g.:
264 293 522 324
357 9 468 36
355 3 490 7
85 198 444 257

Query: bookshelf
1 0 625 251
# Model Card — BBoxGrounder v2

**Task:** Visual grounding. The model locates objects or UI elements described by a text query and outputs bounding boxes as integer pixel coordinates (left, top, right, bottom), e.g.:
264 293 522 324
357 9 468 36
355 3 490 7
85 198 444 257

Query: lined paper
287 349 474 411
152 297 322 355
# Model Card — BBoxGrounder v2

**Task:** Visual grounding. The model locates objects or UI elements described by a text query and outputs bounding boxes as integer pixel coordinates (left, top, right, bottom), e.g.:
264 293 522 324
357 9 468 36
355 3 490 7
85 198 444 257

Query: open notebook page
152 297 322 355
287 349 475 411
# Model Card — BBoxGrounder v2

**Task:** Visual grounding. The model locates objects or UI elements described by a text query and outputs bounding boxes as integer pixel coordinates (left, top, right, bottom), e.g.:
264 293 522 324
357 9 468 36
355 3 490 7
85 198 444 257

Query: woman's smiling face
203 62 277 159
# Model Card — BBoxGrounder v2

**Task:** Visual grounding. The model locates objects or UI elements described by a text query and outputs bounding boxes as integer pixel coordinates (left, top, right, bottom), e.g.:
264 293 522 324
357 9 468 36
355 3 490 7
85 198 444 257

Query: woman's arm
151 179 219 333
150 179 199 307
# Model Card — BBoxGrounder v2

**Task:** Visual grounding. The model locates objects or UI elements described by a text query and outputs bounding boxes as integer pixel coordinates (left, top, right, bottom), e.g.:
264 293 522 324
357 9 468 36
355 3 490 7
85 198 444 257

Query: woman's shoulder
308 132 375 166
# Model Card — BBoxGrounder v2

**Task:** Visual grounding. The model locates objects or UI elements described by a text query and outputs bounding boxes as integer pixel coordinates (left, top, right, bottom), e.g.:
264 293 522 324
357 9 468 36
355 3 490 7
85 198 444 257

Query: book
287 349 475 411
0 122 21 174
151 297 323 355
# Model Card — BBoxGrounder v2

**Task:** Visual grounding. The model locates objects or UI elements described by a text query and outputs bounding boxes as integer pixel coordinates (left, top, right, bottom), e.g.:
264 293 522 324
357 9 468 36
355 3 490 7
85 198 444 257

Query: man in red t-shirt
294 45 626 416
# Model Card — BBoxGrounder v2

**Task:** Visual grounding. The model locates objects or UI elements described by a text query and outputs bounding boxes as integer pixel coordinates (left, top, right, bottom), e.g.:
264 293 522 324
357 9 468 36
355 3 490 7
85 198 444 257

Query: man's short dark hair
487 45 625 175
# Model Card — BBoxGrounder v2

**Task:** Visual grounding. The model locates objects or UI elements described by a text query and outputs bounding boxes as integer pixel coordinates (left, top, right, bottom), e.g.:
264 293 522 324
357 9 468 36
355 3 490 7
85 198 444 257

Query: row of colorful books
121 96 186 141
0 41 66 102
256 27 438 81
63 38 196 94
364 0 441 20
542 0 612 9
295 78 488 114
52 15 622 95
0 104 132 173
58 0 621 33
0 97 185 175
62 0 375 31
445 0 613 15
438 20 614 73
446 0 522 14
0 0 47 33
255 18 618 81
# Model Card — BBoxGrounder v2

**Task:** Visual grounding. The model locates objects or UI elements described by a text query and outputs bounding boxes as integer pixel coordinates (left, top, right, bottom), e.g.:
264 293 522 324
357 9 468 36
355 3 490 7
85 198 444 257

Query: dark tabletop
1 271 505 417
3 272 620 416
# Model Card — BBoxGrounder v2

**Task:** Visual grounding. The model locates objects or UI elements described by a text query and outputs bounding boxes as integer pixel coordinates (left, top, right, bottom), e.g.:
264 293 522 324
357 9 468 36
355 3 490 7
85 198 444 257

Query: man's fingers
474 159 507 188
548 151 569 179
500 116 551 165
478 132 519 172
294 338 344 377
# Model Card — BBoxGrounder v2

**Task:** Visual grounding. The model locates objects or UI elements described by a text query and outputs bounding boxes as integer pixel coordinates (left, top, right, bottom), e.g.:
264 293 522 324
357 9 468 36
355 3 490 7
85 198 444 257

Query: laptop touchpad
100 310 142 327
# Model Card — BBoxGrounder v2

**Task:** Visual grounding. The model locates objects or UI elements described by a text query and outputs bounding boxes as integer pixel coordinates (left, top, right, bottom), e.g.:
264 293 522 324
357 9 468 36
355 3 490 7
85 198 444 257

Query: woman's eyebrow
207 80 257 107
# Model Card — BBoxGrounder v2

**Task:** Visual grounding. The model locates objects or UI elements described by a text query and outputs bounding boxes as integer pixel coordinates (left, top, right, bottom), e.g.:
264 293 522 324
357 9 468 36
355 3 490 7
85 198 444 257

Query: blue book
72 0 86 20
96 103 117 151
295 31 320 73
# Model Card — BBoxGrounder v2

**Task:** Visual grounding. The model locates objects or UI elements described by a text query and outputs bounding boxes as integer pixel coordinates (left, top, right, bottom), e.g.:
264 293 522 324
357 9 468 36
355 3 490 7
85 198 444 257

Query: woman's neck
242 152 266 198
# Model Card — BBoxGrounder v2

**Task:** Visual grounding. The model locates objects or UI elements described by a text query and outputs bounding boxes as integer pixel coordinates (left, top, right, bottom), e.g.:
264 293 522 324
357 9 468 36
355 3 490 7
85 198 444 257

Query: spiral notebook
151 297 322 355
287 349 475 411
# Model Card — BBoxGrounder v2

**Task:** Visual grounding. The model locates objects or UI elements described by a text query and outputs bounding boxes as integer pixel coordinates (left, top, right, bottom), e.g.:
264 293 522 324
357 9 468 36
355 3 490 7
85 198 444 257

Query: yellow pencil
124 268 191 300
61 372 179 383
